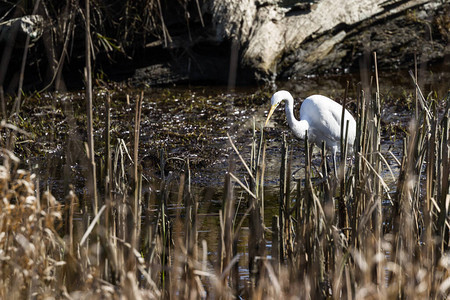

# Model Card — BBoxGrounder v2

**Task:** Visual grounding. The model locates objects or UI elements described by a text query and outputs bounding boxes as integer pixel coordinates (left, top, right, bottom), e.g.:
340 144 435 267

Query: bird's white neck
284 97 309 140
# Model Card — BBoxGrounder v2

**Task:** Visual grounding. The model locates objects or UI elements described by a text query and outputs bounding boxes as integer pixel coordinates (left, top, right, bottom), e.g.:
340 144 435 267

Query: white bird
265 90 356 174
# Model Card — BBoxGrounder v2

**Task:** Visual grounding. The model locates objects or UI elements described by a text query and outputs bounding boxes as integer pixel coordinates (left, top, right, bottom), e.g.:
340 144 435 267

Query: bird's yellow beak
264 104 278 127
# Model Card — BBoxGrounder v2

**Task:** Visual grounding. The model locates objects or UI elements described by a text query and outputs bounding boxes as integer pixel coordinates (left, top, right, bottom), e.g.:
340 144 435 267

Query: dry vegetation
0 55 448 299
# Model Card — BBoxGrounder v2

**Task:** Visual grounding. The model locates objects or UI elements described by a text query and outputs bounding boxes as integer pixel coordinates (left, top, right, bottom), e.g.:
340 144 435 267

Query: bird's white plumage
265 90 356 155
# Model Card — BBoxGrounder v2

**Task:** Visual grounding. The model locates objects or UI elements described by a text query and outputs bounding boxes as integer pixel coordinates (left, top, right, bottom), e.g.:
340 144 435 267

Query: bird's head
264 90 292 127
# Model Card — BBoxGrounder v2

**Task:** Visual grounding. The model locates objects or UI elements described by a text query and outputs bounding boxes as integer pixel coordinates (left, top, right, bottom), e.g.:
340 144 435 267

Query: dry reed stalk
372 52 385 291
248 122 266 290
84 0 98 217
299 132 324 297
425 104 437 280
438 94 449 253
272 215 280 274
320 142 333 223
105 93 112 207
104 94 116 283
353 88 366 242
132 92 143 275
278 133 288 263
259 54 450 298
112 139 128 280
338 81 349 236
225 124 267 295
13 0 41 114
218 159 235 294
183 159 202 298
254 120 267 224
399 120 420 298
0 154 66 297
157 149 173 297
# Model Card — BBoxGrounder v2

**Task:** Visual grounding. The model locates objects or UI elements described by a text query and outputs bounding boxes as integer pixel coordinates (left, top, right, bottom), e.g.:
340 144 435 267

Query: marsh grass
0 51 448 299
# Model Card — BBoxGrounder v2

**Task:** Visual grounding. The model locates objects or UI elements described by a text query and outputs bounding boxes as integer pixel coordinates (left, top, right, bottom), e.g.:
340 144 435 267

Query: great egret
264 90 356 174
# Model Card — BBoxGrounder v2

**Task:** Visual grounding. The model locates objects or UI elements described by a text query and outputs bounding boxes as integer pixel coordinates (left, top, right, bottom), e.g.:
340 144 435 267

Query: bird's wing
310 110 341 144
300 101 340 147
324 107 356 147
301 96 356 148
